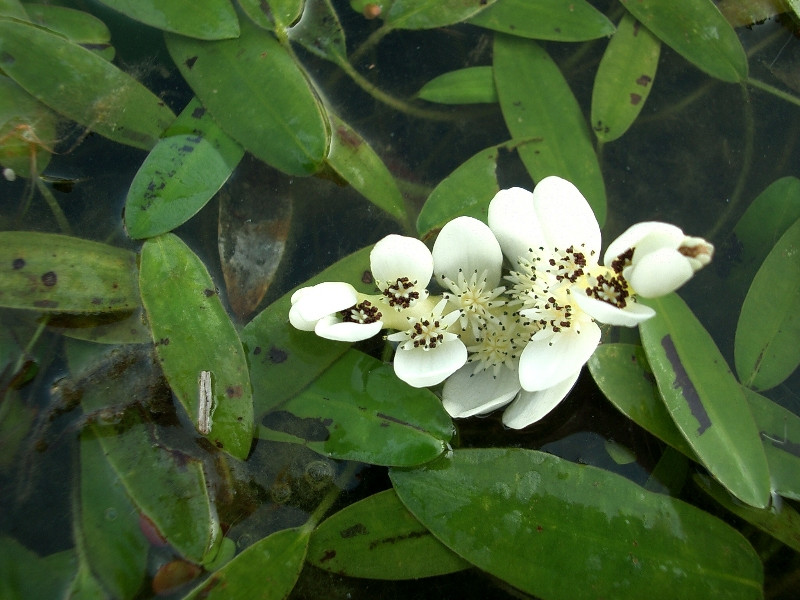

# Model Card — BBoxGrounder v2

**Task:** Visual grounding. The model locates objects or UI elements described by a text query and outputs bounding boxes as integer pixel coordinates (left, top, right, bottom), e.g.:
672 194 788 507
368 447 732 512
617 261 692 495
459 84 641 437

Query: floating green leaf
259 350 453 467
417 66 497 105
383 0 496 30
96 0 239 40
416 144 500 237
744 387 800 501
0 231 138 313
640 293 771 508
735 217 800 391
591 14 660 143
0 0 27 18
588 343 697 459
0 75 57 178
22 3 115 60
391 448 763 600
183 527 309 600
242 245 375 417
78 433 148 599
0 538 77 600
494 35 606 225
166 18 329 176
619 0 747 82
125 97 244 239
469 0 615 42
240 0 304 31
325 113 408 225
140 233 254 460
289 0 348 65
0 18 174 149
308 489 468 579
695 474 800 553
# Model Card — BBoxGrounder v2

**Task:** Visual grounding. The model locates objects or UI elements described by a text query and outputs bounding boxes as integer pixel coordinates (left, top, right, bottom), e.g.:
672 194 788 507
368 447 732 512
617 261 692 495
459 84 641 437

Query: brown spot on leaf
191 106 206 119
203 288 216 297
41 271 57 286
268 346 287 363
320 549 336 562
635 74 652 87
185 56 198 69
225 385 242 398
361 270 374 285
630 93 642 105
340 523 368 538
12 258 25 270
661 335 711 434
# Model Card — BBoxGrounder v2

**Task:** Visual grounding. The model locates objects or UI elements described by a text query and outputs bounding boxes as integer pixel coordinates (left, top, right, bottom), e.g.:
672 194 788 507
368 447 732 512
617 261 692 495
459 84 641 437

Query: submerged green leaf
469 0 615 42
619 0 747 82
0 18 175 149
259 350 453 467
140 233 254 460
417 66 497 105
0 538 77 600
96 0 239 40
383 0 496 30
125 97 245 239
0 75 57 178
391 448 763 600
308 489 468 579
735 217 800 391
166 18 330 176
494 35 606 225
640 293 771 508
0 231 138 313
22 3 115 60
591 14 660 143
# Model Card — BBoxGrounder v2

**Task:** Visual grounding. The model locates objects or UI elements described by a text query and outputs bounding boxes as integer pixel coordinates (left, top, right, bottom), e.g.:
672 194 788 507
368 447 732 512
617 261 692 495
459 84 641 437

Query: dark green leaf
96 0 239 40
417 66 497 105
22 3 115 60
391 448 763 600
619 0 747 82
125 97 245 239
240 0 304 31
0 75 57 177
0 0 27 19
242 245 375 417
640 293 771 508
591 14 660 143
469 0 615 42
416 144 500 238
140 233 254 460
259 350 453 466
78 433 148 599
0 231 139 313
289 0 348 65
326 113 408 225
0 537 77 600
166 18 329 176
494 35 606 225
182 527 309 600
384 0 496 30
308 489 468 579
735 217 800 391
0 18 175 149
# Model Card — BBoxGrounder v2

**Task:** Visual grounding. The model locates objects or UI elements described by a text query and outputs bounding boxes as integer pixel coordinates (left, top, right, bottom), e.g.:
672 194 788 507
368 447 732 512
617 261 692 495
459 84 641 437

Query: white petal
604 222 683 266
517 322 601 392
393 340 467 388
288 282 358 330
627 248 694 297
488 187 545 267
442 365 520 418
572 288 656 326
502 370 581 429
432 216 503 289
531 176 601 255
314 315 383 342
370 234 433 286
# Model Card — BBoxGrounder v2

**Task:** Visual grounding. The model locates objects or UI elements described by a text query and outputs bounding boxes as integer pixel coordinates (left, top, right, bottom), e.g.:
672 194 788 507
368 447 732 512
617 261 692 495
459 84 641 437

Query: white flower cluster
289 176 713 429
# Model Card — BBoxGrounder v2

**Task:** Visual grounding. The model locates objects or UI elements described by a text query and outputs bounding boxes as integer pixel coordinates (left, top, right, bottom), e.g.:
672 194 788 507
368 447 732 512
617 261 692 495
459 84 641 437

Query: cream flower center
388 299 461 351
340 300 382 324
466 317 522 376
439 269 506 335
378 276 426 310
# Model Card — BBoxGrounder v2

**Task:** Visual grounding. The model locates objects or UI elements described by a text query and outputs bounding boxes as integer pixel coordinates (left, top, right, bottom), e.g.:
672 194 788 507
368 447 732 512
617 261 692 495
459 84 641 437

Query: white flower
387 298 467 387
603 222 714 298
288 281 383 342
431 216 506 336
370 234 433 311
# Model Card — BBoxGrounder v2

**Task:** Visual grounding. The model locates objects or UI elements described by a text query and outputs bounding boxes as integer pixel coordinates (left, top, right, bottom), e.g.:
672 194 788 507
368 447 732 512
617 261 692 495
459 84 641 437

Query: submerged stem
34 177 71 234
746 77 800 108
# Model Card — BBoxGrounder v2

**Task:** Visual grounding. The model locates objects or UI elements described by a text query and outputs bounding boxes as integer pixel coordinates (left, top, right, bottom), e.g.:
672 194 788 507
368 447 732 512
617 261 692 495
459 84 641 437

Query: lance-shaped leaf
0 0 27 18
259 350 453 467
242 245 375 417
390 448 763 600
591 14 660 143
289 0 348 65
735 217 800 391
619 0 747 83
140 233 254 460
0 538 77 599
417 66 497 105
96 0 239 40
239 0 304 32
125 97 245 239
166 18 329 176
639 293 771 508
307 489 468 579
469 0 614 42
326 113 408 226
494 35 606 225
0 231 138 313
382 0 496 30
0 75 57 178
0 19 175 149
23 3 115 60
182 527 309 600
